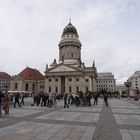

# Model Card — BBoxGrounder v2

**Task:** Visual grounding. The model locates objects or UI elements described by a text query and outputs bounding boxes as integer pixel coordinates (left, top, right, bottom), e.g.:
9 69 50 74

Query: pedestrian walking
48 93 53 107
3 94 10 115
20 93 25 106
14 93 21 108
87 92 92 106
64 92 69 108
104 94 108 106
79 91 83 106
36 94 41 106
33 94 37 105
44 93 49 106
41 94 45 107
75 94 80 107
83 93 87 107
94 94 98 105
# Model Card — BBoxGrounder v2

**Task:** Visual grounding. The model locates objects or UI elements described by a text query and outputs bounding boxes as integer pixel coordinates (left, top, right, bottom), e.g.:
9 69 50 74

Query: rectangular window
15 83 18 90
85 79 89 82
69 87 72 92
76 78 79 81
40 85 44 89
32 84 35 90
86 87 88 92
49 87 51 93
76 87 79 92
49 79 52 82
55 79 58 82
69 78 72 81
55 87 58 93
25 83 28 91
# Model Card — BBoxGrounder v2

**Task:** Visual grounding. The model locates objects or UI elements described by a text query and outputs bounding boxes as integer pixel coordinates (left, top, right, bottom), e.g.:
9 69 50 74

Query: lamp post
124 80 131 98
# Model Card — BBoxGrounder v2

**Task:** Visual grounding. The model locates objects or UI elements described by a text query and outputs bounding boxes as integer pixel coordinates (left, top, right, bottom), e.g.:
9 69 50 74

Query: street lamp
124 80 131 98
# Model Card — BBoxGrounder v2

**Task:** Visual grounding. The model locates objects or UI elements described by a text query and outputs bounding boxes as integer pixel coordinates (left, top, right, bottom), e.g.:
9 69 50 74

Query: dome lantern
62 22 79 37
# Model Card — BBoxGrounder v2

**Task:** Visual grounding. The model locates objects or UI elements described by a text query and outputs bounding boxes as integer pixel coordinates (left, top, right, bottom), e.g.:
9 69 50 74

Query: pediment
11 75 23 80
49 64 78 72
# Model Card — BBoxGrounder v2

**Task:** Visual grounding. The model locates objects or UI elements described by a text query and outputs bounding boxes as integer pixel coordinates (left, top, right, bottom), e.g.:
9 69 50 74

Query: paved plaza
0 98 140 140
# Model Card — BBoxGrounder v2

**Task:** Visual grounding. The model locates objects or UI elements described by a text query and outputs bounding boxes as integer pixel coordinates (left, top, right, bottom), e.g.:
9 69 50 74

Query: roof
62 22 78 36
0 72 11 79
18 67 44 80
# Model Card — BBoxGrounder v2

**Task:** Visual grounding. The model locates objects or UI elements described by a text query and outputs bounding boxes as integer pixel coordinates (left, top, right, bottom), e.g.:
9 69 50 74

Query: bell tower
58 21 82 66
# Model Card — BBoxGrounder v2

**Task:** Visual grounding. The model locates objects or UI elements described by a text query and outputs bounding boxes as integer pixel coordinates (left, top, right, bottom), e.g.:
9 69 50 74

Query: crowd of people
33 93 62 107
63 91 108 108
0 91 109 117
32 92 103 108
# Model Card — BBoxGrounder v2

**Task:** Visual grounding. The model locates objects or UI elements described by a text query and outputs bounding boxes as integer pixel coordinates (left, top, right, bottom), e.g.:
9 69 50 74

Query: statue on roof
53 59 57 64
92 60 95 67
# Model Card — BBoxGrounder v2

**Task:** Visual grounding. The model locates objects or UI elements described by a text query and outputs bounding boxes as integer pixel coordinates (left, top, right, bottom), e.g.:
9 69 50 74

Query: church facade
45 21 97 94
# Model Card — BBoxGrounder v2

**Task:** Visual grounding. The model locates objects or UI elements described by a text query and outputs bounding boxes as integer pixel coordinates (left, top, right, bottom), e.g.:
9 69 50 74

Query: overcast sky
0 0 140 85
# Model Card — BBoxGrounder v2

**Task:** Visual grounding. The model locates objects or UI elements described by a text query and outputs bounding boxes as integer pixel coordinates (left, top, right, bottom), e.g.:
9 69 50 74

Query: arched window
55 87 58 93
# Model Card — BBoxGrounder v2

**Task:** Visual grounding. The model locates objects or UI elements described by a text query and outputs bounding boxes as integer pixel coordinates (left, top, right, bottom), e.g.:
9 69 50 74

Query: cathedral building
45 21 97 94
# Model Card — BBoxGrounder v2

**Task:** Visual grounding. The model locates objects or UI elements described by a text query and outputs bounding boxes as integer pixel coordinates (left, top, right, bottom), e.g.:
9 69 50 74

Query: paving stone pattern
0 98 140 140
92 103 122 140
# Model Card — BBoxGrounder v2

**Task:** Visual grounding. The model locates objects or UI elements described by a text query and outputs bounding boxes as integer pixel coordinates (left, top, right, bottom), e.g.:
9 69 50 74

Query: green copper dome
62 22 78 36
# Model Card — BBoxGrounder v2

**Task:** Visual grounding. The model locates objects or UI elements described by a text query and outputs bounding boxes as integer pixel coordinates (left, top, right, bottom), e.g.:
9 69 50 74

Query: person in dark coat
64 92 69 108
94 94 98 105
36 94 41 106
44 93 49 106
104 94 108 106
41 93 48 107
87 92 92 106
14 93 21 108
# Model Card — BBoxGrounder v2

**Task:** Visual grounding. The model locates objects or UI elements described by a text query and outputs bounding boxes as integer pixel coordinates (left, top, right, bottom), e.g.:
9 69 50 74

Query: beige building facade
45 21 97 94
10 67 44 93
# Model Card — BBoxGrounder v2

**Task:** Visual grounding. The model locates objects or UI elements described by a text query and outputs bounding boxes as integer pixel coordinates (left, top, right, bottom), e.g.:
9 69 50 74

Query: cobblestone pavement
0 98 140 140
